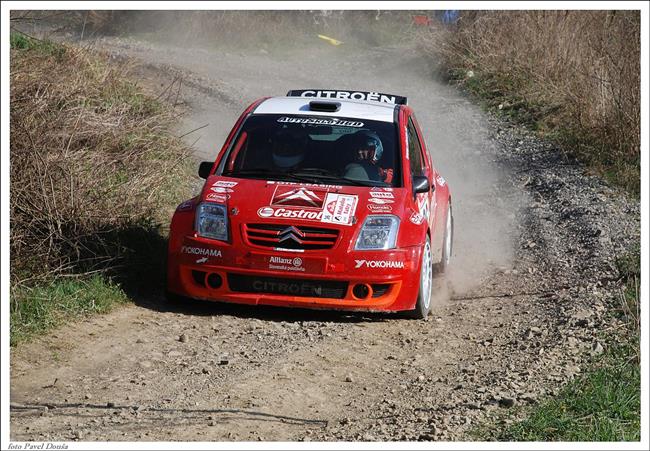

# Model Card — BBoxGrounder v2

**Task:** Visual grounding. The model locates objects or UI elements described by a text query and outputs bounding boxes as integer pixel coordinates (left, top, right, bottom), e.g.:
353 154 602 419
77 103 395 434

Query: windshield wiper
223 168 309 182
287 169 387 187
225 168 389 187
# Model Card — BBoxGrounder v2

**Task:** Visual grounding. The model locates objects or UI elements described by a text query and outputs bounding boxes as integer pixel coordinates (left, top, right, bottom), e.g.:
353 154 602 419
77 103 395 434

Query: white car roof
253 96 397 123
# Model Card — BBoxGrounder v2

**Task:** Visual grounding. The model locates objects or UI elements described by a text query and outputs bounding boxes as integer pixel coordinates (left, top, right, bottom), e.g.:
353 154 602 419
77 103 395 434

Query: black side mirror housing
412 176 430 194
198 161 213 179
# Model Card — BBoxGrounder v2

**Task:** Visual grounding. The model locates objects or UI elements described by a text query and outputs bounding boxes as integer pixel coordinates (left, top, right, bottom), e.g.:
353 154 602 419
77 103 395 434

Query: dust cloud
71 11 524 296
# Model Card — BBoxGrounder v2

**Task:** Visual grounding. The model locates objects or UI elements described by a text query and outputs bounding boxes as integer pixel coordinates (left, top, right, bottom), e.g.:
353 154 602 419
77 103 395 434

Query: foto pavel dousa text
8 443 69 450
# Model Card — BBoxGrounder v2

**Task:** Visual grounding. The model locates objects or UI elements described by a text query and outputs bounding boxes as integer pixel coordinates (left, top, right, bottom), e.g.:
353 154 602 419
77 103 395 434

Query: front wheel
405 235 433 319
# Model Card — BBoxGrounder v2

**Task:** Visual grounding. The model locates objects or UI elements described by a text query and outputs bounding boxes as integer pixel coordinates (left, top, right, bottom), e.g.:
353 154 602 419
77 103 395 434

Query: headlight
196 203 228 241
355 215 400 250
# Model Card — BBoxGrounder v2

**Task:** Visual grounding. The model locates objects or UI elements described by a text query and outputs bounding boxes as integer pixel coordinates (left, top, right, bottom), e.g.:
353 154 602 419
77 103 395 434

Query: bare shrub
10 38 192 286
421 11 640 193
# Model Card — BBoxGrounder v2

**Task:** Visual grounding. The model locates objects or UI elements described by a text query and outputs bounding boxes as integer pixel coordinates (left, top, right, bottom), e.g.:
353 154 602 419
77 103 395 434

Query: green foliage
495 343 640 441
10 32 66 58
10 39 194 346
10 276 129 346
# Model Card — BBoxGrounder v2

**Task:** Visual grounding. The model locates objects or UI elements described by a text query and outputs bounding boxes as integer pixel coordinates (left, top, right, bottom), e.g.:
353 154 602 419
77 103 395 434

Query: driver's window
407 118 424 177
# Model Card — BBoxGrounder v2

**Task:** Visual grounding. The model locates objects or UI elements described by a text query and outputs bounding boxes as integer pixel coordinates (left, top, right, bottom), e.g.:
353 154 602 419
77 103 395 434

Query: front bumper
167 236 424 312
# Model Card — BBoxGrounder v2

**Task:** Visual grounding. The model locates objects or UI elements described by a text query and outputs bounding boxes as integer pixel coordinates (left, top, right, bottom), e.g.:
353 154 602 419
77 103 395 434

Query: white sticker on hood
321 193 358 226
213 180 238 188
370 191 394 199
210 186 234 194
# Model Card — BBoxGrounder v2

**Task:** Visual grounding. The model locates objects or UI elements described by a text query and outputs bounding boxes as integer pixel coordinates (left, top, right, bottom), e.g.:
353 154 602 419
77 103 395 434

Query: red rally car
167 89 453 318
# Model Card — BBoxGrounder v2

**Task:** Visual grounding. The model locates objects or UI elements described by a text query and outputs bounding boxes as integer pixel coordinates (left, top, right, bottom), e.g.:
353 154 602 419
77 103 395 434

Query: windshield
219 114 401 187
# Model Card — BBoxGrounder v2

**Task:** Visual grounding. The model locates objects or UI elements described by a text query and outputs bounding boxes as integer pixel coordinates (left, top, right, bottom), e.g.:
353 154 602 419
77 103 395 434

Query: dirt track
10 33 639 441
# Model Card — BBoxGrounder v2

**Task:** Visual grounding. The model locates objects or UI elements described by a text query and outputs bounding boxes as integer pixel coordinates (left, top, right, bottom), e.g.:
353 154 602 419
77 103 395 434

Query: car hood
201 176 407 228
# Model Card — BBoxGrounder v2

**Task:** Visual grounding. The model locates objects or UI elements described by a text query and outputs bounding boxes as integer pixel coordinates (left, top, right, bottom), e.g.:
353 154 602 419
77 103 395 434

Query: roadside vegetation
421 11 640 195
423 11 641 441
10 32 193 346
473 239 640 441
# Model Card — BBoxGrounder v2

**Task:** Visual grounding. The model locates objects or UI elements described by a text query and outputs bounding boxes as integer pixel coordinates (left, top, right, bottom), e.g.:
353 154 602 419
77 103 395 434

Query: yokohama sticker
321 193 358 226
355 260 405 269
181 246 222 258
212 180 238 188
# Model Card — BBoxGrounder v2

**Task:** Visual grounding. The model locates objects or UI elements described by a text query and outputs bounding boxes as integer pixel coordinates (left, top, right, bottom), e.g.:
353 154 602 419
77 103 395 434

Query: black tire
405 235 433 320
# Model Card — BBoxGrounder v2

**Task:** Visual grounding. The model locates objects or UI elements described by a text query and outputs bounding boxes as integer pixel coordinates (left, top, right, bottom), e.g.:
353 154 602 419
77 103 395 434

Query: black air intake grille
228 274 348 299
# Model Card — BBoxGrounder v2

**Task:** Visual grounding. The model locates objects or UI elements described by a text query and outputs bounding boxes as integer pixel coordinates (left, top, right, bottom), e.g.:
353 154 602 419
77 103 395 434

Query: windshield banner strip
277 116 364 127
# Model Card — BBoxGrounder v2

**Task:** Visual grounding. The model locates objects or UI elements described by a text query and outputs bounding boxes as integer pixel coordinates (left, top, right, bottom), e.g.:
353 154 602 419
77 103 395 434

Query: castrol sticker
257 207 323 221
321 193 357 226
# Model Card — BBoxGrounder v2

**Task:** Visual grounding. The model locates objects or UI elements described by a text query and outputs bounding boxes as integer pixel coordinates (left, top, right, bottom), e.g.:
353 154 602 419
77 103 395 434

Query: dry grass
10 34 192 287
421 11 640 194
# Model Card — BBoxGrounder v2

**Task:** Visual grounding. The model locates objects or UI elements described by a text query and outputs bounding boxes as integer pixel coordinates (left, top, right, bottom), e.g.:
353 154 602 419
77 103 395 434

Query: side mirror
412 176 430 194
198 161 213 179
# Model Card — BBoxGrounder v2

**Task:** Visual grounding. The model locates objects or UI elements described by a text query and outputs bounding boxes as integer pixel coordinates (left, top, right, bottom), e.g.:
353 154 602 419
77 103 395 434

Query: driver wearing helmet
271 128 307 169
344 131 393 183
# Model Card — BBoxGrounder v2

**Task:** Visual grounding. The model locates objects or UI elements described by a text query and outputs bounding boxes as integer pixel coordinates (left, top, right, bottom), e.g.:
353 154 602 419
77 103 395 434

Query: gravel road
10 33 639 442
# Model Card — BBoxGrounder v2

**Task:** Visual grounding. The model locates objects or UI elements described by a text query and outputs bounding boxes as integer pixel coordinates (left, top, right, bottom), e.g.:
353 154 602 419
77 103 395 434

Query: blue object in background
441 10 460 25
434 10 460 25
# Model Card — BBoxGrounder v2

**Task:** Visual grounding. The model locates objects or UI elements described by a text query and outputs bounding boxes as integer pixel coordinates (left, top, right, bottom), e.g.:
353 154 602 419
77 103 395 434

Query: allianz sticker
268 255 305 272
321 193 358 226
367 204 392 213
212 180 238 188
355 260 405 269
370 191 394 199
181 246 222 258
210 186 234 194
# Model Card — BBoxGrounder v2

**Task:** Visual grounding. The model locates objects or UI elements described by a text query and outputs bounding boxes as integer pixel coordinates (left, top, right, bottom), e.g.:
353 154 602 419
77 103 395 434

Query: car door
406 115 435 229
